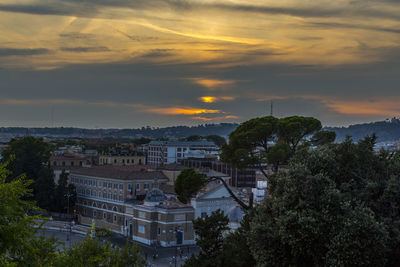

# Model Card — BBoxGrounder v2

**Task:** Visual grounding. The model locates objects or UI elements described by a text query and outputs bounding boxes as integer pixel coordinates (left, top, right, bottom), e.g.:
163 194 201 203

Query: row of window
76 187 124 202
100 158 142 165
71 177 124 190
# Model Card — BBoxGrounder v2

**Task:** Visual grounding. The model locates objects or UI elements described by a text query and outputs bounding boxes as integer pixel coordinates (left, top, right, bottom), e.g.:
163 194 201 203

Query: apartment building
69 166 194 246
147 140 219 165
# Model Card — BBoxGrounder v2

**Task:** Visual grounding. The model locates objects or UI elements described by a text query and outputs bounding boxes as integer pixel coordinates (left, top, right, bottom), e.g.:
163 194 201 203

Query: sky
1 0 400 128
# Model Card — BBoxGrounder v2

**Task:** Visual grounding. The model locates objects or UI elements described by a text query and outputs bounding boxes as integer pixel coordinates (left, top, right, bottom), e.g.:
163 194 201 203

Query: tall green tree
59 231 145 267
1 136 56 210
0 162 60 266
54 170 76 213
184 210 229 267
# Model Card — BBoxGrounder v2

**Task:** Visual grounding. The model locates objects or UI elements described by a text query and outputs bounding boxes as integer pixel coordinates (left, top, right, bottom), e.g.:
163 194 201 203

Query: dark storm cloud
1 0 400 21
0 48 50 56
307 22 400 35
60 46 110 53
0 2 97 17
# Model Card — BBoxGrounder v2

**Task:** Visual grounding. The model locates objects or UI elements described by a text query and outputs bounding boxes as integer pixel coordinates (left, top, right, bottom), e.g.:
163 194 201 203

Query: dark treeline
0 123 239 139
327 117 400 142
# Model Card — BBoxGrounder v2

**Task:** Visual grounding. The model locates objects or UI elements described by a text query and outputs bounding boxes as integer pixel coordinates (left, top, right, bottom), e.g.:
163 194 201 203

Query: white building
147 140 219 165
191 184 243 229
252 180 267 203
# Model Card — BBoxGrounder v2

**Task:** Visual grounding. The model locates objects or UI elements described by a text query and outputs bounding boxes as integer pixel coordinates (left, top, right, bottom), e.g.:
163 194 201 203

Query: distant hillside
326 118 400 142
0 123 239 140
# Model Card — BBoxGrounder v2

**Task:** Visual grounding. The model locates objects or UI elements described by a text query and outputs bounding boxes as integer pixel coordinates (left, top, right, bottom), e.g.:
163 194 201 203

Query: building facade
69 166 194 246
98 153 145 166
147 141 219 165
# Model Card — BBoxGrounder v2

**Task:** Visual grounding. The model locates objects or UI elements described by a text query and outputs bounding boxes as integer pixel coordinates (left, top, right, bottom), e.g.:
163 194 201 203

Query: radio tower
270 101 273 116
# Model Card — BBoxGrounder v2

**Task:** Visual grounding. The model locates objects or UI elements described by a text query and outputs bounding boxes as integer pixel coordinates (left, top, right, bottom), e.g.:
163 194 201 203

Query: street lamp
64 193 73 244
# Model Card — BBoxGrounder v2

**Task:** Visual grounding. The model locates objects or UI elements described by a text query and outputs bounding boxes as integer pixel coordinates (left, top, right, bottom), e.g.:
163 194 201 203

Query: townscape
2 0 400 266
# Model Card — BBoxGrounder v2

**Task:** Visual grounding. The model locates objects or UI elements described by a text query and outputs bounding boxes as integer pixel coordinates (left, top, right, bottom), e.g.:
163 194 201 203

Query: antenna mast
270 101 273 116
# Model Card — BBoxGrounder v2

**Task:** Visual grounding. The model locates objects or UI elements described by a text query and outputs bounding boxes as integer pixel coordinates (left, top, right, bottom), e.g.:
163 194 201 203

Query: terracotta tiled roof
70 166 168 180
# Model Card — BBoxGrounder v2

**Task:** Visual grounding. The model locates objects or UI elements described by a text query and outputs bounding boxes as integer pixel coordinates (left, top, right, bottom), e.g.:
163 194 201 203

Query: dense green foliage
188 115 400 266
215 135 400 266
184 210 229 267
185 210 256 267
54 170 77 213
1 137 56 210
174 168 207 203
60 234 145 267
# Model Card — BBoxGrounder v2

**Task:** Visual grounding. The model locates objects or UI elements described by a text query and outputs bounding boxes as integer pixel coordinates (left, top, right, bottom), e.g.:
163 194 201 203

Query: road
40 229 198 267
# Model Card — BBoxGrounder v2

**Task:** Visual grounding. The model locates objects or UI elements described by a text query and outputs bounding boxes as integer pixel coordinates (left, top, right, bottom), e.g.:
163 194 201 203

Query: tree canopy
220 116 327 176
174 168 207 204
1 136 56 210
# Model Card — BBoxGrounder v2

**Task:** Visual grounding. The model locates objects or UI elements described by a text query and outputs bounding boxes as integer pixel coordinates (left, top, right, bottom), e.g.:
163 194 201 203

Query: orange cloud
192 115 239 121
325 100 400 116
191 78 236 90
199 96 235 103
199 96 217 103
146 107 222 115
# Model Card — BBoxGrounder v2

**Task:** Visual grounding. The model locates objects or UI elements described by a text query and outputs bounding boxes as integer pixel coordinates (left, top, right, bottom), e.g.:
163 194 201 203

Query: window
119 184 123 190
119 195 123 201
71 161 74 166
138 211 146 218
158 227 161 235
144 184 149 190
138 224 145 234
99 191 102 198
114 215 117 221
177 153 181 157
89 180 92 186
174 214 185 221
84 180 87 185
94 180 97 186
103 213 106 219
114 159 117 164
108 193 112 199
114 183 118 189
136 184 140 190
53 161 57 166
113 193 117 200
103 191 106 198
128 184 132 190
79 161 83 166
108 183 112 188
103 181 107 187
177 147 181 152
94 190 97 197
139 159 142 165
127 159 130 164
80 179 83 184
62 161 65 167
122 159 125 164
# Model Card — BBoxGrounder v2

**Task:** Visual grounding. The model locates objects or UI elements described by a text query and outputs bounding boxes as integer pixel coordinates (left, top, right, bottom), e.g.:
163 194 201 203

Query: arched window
112 206 118 212
93 202 97 208
102 204 107 210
